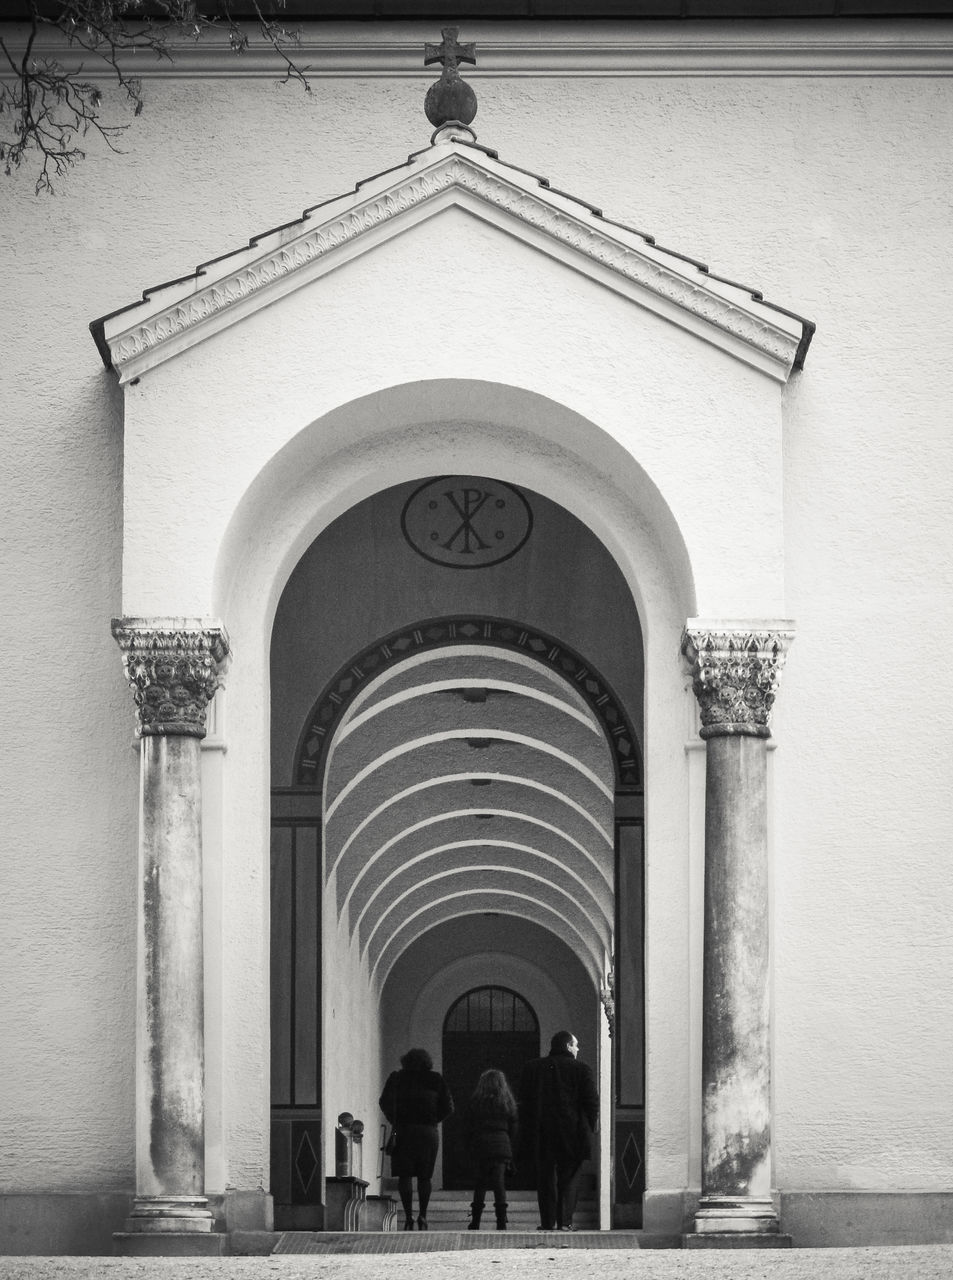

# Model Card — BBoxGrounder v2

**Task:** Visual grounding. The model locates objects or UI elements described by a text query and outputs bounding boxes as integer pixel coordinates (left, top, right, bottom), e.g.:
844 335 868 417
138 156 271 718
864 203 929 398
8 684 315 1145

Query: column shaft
137 734 206 1202
698 733 773 1231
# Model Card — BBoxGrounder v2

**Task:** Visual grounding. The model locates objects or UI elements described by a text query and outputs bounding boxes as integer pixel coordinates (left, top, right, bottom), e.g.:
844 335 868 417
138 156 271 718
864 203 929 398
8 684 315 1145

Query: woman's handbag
384 1126 397 1156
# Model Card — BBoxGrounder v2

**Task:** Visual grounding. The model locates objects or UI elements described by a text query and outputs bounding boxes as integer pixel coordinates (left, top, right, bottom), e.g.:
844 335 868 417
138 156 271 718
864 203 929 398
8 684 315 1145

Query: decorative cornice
105 151 799 381
6 23 953 78
112 618 231 739
682 622 794 740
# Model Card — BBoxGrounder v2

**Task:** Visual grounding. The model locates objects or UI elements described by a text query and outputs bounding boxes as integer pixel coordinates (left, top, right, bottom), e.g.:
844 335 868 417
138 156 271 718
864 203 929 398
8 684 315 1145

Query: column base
693 1195 780 1234
684 1232 792 1249
114 1231 226 1256
123 1195 215 1233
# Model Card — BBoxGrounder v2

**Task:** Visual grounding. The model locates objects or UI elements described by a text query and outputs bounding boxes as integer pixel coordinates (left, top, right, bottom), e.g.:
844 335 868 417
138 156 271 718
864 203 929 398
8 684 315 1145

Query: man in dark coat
518 1030 599 1231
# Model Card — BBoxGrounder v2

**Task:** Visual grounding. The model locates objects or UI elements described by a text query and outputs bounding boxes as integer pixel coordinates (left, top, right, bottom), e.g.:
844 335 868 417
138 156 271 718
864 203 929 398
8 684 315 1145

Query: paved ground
2 1246 953 1280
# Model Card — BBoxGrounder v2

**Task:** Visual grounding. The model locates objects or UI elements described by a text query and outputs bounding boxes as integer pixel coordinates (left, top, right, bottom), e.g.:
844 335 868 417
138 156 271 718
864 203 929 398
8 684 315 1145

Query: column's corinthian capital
112 617 231 738
682 620 794 740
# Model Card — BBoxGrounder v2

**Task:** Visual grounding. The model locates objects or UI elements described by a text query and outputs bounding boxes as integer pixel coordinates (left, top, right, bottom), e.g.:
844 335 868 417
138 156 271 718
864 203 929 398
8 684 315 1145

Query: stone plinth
684 1232 793 1249
115 1231 226 1256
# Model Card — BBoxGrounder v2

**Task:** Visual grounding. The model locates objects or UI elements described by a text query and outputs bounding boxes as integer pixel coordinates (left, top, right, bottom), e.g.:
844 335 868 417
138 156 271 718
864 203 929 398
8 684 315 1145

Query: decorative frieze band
682 622 794 740
106 154 799 378
112 618 231 738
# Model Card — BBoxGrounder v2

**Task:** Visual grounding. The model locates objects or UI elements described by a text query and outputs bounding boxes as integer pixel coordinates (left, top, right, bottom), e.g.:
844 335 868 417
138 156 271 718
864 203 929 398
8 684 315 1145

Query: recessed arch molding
293 616 643 791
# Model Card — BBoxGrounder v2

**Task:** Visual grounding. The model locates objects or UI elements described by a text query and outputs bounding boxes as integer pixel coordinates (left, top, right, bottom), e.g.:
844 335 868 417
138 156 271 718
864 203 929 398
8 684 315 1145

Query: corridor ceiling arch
320 634 631 988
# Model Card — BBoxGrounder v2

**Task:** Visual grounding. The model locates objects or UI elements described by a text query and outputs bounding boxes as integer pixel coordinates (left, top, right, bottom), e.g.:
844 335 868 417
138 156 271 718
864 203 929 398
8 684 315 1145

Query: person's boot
494 1201 508 1231
467 1201 483 1230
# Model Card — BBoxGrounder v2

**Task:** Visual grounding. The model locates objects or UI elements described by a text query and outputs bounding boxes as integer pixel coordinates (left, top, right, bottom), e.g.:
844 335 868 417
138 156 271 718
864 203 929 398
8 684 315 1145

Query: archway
269 475 646 1230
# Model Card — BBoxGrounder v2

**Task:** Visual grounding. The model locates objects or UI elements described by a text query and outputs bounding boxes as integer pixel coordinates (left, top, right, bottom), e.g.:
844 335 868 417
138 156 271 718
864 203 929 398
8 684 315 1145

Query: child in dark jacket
464 1069 518 1230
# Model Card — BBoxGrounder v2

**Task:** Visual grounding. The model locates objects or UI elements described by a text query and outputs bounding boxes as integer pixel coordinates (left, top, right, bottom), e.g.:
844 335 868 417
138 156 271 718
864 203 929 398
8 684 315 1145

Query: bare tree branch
0 1 311 193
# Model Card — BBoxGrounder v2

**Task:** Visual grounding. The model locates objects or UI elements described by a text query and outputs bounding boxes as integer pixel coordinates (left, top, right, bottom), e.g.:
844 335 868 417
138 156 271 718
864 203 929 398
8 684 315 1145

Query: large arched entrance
269 477 645 1230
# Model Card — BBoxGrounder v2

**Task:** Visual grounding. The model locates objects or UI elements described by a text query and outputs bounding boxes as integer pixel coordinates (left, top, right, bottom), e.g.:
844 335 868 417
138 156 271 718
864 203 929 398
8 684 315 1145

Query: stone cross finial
424 28 478 131
424 28 476 73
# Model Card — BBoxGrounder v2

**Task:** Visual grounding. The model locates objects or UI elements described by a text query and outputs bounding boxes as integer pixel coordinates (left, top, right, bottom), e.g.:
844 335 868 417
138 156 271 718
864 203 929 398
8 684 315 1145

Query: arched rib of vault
297 631 642 793
339 646 601 725
326 732 613 823
329 707 608 809
356 839 613 954
364 863 609 962
343 810 613 926
321 641 618 979
328 775 614 895
326 755 614 911
342 677 599 739
325 752 613 911
339 680 601 757
373 895 605 988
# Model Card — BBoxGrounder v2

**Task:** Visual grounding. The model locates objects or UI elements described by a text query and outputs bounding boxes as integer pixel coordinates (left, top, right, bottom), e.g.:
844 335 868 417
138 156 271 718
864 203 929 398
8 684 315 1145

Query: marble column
682 622 793 1237
112 618 230 1236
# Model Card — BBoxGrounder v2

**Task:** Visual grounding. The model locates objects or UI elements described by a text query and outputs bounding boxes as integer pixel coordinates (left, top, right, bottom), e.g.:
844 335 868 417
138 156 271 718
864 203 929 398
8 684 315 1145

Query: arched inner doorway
269 477 645 1229
441 985 540 1189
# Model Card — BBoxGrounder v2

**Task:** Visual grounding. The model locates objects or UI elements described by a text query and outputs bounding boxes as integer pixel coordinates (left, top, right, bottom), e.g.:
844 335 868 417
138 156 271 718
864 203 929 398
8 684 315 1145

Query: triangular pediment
91 134 812 385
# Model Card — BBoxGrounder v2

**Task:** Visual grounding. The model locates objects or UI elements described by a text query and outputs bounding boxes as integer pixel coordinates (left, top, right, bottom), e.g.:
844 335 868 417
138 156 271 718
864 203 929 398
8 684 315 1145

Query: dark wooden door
441 987 539 1189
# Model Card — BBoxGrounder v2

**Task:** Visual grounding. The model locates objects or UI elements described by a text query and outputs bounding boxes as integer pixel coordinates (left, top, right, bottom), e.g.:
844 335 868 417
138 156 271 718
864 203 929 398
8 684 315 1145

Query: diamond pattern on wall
294 1129 318 1197
620 1129 643 1191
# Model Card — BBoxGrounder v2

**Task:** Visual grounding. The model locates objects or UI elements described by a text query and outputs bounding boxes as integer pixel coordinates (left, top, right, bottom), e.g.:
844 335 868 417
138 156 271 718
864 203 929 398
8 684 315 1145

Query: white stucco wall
1 23 952 1237
323 873 382 1187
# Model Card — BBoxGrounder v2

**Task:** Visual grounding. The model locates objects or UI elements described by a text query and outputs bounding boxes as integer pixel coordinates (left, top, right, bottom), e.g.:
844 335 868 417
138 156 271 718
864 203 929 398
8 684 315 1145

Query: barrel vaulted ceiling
323 646 616 988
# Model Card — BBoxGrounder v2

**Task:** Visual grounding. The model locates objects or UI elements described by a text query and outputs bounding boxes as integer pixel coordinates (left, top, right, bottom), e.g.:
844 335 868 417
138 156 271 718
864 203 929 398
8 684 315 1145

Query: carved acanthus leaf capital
112 618 231 738
682 622 794 739
599 966 615 1039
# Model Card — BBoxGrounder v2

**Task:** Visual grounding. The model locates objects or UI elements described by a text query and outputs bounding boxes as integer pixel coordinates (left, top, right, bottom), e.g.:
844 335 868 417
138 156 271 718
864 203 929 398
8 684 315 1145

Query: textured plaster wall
0 200 137 1197
1 23 951 1219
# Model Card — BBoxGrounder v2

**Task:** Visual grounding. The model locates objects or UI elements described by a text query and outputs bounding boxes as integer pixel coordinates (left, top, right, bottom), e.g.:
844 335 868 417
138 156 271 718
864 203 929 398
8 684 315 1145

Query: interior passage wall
322 871 382 1188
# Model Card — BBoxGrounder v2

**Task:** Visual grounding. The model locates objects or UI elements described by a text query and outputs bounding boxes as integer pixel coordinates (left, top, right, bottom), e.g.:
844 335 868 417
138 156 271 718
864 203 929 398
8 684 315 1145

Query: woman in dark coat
379 1047 453 1230
464 1068 518 1231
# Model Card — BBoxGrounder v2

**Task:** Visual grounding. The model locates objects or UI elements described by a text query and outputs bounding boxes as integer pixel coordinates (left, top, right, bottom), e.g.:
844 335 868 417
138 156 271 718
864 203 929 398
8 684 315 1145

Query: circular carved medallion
401 476 533 569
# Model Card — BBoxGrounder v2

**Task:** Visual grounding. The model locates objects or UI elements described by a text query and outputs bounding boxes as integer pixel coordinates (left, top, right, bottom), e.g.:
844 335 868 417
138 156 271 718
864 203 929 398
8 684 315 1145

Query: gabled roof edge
91 138 812 383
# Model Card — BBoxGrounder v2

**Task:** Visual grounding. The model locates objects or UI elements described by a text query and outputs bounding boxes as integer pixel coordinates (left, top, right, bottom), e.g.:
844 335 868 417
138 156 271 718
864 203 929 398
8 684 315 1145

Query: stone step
416 1190 598 1231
